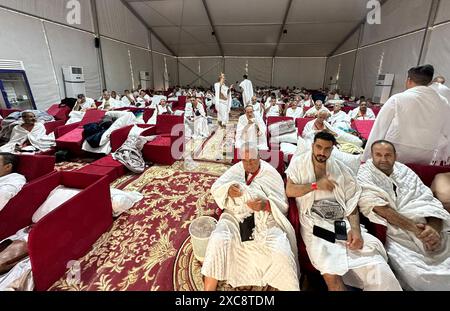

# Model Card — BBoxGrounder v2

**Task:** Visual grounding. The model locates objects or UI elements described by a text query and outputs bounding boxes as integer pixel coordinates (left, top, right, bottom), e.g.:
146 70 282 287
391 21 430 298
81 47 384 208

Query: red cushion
406 164 450 187
296 118 314 136
266 116 293 127
44 120 65 135
147 135 171 147
80 110 106 126
0 108 21 119
156 115 184 135
143 139 174 165
56 128 84 154
351 120 375 140
16 154 55 182
46 104 71 121
77 156 126 183
28 173 113 291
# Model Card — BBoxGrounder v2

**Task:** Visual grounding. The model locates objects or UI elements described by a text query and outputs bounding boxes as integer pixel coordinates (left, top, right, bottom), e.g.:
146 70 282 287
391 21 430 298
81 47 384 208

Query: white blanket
357 160 450 290
329 111 351 131
302 120 362 147
286 107 304 119
0 123 55 153
0 173 26 212
202 160 300 290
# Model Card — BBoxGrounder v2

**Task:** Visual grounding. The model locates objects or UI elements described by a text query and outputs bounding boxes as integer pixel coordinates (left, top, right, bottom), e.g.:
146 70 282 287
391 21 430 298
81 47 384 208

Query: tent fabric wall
101 38 133 93
166 56 179 87
96 0 149 48
436 0 450 24
273 58 326 90
44 22 101 100
178 58 223 88
352 31 424 98
152 53 165 91
325 52 357 96
129 47 152 91
225 58 272 87
0 0 94 32
361 0 431 46
424 22 450 84
0 9 60 109
151 33 173 55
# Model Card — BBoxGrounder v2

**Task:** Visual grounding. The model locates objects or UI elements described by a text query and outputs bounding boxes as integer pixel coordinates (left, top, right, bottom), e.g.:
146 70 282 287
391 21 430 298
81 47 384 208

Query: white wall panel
178 58 222 88
424 23 450 83
129 47 152 90
101 38 133 92
150 33 172 55
166 56 179 87
44 22 101 100
152 53 165 91
225 58 272 87
361 0 430 46
436 0 450 24
334 26 361 55
353 31 424 98
325 52 357 95
273 58 326 89
0 9 60 109
97 0 149 48
0 0 94 32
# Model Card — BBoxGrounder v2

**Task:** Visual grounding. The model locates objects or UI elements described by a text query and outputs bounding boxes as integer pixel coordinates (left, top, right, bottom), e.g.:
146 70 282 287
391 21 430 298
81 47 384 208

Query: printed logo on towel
66 260 81 285
367 0 381 25
66 0 81 25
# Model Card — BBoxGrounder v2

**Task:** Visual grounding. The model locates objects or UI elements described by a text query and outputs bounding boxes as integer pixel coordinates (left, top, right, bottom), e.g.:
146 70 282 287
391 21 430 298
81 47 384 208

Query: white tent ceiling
125 0 371 57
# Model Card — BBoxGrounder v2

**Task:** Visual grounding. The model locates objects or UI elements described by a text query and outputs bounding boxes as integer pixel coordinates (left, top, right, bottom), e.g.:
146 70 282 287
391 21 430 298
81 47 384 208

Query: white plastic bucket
189 216 218 262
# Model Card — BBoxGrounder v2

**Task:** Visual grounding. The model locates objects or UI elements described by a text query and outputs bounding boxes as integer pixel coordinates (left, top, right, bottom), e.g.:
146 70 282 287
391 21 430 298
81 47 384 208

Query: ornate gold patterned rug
50 163 222 291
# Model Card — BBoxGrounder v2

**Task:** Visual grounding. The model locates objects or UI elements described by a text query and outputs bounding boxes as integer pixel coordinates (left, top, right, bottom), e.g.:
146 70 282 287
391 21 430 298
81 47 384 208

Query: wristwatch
311 182 318 191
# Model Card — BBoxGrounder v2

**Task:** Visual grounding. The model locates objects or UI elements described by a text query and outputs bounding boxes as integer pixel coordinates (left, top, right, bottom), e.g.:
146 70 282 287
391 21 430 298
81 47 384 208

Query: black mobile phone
313 225 335 243
335 220 348 241
239 214 255 242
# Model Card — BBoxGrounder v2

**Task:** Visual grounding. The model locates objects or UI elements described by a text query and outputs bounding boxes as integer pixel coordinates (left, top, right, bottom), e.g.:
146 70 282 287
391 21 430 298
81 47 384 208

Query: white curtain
274 58 326 90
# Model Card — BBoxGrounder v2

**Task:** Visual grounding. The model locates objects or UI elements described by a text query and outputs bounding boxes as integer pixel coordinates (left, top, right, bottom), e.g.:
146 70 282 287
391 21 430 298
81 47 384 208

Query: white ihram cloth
0 173 26 212
239 79 254 106
265 105 281 117
362 86 450 164
329 110 352 131
357 160 450 290
348 107 376 120
251 102 263 119
235 115 268 150
286 107 304 119
202 161 300 291
214 82 231 124
304 106 330 118
98 99 124 110
0 123 55 153
193 103 209 139
82 111 138 154
430 82 450 104
302 120 363 147
286 152 401 290
66 111 85 125
147 104 173 125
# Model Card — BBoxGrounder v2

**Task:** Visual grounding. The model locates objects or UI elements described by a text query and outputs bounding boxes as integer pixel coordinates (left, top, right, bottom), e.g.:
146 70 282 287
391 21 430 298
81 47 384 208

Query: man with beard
286 132 401 291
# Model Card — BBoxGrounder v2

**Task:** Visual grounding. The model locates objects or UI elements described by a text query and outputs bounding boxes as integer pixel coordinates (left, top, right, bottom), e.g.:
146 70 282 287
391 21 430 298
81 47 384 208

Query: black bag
239 214 255 242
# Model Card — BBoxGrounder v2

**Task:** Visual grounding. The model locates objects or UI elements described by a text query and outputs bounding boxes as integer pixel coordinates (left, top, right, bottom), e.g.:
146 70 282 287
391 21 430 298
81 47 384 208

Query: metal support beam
91 0 107 90
120 0 176 56
201 0 224 57
273 0 294 57
418 0 441 65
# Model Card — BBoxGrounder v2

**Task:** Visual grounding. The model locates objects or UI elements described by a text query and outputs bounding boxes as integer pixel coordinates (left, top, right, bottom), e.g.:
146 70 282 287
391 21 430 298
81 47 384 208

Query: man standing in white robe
429 75 450 104
239 75 254 107
286 132 401 291
202 144 300 291
358 140 450 290
214 73 232 128
0 153 26 211
362 65 450 164
235 105 268 151
192 98 210 139
0 112 55 153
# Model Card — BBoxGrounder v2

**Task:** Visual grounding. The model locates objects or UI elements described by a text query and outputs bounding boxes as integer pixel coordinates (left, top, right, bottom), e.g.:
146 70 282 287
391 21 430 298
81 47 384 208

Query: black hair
314 131 337 145
0 152 19 172
243 75 248 79
77 94 85 99
408 64 434 86
371 140 397 154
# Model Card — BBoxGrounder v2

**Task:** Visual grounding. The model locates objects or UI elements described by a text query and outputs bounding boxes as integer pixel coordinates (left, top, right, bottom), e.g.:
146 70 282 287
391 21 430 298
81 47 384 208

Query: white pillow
32 186 82 223
110 188 144 217
268 120 296 137
331 148 362 175
270 132 298 144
